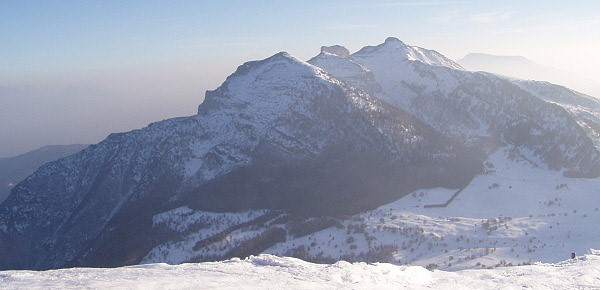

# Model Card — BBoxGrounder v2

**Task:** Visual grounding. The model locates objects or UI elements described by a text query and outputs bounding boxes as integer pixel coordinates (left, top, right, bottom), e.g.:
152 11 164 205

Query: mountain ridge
1 38 599 270
0 144 87 203
0 46 479 270
309 39 600 177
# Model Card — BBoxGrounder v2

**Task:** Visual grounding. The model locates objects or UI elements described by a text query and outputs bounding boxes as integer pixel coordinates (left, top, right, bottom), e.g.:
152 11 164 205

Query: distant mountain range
459 53 540 71
458 53 600 98
1 38 599 271
0 144 87 203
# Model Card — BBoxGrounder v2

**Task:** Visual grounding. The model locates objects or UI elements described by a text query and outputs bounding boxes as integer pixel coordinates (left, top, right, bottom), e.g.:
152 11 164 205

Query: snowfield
1 252 600 289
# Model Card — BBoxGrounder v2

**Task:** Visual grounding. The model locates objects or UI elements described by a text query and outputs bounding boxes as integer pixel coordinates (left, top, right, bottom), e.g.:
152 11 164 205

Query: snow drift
1 252 599 289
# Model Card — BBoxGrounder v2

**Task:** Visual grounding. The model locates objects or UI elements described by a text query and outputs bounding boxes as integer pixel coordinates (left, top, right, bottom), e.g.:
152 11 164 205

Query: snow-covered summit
319 45 350 57
353 37 464 70
384 36 405 44
307 47 382 94
199 51 334 116
308 38 600 178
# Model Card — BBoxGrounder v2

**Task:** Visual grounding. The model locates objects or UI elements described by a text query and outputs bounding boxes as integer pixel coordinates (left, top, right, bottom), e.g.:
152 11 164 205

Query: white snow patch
1 253 599 289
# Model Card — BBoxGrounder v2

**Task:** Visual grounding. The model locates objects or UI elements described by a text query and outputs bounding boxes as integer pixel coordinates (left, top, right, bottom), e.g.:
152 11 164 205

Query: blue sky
3 0 599 75
1 0 599 157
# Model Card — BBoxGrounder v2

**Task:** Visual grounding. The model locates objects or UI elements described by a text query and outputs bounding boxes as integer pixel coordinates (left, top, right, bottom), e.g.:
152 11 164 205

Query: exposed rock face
320 45 351 58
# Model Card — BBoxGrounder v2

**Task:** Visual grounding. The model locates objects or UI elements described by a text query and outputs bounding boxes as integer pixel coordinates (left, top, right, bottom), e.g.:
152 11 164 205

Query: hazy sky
1 0 599 157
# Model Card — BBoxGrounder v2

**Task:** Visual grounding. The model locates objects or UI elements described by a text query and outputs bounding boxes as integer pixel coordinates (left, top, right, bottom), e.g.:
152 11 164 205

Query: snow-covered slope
2 252 599 289
139 146 600 271
265 147 600 270
507 78 600 150
353 37 465 70
309 38 600 178
308 46 383 94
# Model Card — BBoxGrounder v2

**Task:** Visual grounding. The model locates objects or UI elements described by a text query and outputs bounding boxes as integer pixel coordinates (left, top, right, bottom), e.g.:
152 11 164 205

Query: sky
1 0 599 157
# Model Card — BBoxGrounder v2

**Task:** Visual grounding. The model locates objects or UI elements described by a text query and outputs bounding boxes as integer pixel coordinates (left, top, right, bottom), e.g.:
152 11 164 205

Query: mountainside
0 52 477 270
0 38 599 271
506 78 600 150
0 144 87 203
308 37 600 177
263 148 600 269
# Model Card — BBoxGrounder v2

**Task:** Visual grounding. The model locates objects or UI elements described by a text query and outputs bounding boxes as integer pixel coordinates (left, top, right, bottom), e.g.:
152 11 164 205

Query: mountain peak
320 45 350 58
225 51 318 80
383 37 406 46
259 51 308 65
198 51 333 115
352 38 464 70
269 51 294 60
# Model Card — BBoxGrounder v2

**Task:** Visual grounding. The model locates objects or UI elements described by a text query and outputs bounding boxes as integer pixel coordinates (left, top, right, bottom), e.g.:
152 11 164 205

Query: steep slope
0 52 478 270
507 78 600 150
0 144 87 203
308 38 600 177
307 46 383 94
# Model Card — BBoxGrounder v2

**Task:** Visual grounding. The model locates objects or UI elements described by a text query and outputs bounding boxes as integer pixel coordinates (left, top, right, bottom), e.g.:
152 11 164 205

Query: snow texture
1 252 599 289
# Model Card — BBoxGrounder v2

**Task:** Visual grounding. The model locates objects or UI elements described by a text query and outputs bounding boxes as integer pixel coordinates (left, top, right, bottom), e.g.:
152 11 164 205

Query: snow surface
1 252 599 289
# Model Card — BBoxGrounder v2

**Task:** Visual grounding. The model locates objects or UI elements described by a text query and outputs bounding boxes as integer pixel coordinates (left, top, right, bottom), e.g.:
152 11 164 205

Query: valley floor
1 252 599 289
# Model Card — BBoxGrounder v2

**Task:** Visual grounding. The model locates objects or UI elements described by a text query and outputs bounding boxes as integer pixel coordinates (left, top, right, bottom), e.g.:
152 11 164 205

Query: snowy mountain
0 144 87 203
0 51 476 270
308 37 600 177
507 78 600 150
1 38 599 272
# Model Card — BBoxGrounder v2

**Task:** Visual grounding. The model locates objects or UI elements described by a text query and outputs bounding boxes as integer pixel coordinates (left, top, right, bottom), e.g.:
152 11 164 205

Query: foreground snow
2 253 600 289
